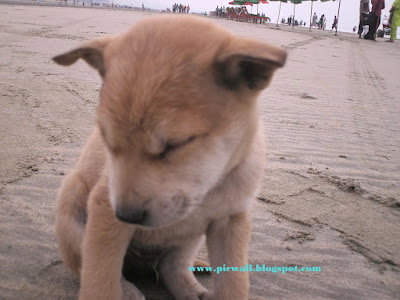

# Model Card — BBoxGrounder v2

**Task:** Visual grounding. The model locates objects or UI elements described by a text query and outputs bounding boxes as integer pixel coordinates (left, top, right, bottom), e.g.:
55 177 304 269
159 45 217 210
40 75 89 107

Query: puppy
54 15 286 300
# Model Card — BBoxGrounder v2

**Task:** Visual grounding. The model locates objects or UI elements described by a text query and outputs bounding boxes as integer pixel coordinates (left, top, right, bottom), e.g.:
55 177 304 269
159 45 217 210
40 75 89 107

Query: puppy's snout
115 207 148 225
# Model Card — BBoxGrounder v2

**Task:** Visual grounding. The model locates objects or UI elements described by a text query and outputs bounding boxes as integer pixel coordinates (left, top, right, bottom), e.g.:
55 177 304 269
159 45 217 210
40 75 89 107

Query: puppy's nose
115 208 148 225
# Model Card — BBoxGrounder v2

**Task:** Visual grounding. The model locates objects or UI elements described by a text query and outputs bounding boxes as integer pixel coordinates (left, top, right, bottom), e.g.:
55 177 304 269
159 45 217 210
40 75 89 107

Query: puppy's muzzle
115 207 148 225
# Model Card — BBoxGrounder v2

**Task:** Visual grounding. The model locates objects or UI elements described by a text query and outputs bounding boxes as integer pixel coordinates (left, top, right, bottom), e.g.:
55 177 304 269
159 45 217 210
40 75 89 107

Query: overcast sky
120 0 395 32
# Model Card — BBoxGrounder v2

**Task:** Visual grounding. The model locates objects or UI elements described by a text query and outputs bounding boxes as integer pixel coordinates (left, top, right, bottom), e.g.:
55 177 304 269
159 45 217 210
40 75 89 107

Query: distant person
358 0 370 38
187 5 190 13
387 0 400 42
331 15 338 30
319 14 326 30
312 12 318 28
364 0 385 40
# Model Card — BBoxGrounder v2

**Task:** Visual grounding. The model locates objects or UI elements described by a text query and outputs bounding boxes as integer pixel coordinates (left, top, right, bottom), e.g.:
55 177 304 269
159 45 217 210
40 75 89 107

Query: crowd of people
389 0 400 42
278 0 398 42
358 0 400 42
281 14 336 30
172 3 190 13
215 6 269 24
310 13 337 30
281 16 306 27
57 0 400 42
215 6 226 17
361 0 385 40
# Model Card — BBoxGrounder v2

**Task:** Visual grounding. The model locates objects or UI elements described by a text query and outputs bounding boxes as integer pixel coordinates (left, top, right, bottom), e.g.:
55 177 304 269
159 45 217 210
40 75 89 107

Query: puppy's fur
54 15 286 300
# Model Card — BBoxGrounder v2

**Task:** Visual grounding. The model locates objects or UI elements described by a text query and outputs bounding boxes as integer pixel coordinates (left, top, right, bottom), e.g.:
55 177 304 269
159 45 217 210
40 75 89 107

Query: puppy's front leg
159 238 209 300
79 178 138 300
206 211 251 300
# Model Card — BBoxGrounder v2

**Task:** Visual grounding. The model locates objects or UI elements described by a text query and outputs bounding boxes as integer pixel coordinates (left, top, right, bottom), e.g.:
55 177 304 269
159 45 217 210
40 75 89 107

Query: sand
0 3 399 300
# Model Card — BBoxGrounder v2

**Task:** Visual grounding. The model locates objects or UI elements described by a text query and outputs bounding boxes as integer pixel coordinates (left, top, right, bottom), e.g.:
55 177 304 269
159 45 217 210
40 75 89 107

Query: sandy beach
0 3 399 299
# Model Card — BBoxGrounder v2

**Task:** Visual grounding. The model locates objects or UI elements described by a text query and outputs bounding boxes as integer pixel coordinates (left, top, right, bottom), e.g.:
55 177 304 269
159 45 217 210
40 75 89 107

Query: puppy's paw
177 289 211 300
183 291 214 300
193 259 211 275
198 291 213 300
121 278 145 300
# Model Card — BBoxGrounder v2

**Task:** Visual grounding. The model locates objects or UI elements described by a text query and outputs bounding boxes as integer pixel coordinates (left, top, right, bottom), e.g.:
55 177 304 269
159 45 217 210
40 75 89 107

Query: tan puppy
54 15 286 300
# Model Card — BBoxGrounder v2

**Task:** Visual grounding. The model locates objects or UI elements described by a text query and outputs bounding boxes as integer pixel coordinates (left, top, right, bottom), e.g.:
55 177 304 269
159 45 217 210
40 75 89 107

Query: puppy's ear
52 36 113 77
214 38 287 91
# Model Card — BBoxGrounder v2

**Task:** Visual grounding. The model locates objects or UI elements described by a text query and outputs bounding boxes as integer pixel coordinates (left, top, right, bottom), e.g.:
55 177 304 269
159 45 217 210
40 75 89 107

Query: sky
118 0 395 33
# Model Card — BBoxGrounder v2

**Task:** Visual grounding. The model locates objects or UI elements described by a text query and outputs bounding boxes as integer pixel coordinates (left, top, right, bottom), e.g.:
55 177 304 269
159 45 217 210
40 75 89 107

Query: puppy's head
54 16 286 227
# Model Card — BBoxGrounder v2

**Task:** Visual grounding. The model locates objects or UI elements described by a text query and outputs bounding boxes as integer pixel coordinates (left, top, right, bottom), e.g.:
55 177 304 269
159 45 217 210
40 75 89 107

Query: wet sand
0 3 399 299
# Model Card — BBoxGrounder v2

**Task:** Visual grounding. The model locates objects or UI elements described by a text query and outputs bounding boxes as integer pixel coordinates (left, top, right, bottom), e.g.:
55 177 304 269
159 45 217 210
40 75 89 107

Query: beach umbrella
334 0 341 36
229 1 254 6
301 0 318 31
270 0 339 31
313 0 341 36
269 0 287 26
312 0 340 35
240 0 261 13
244 0 269 15
304 0 336 31
289 0 302 27
229 0 253 14
258 1 268 15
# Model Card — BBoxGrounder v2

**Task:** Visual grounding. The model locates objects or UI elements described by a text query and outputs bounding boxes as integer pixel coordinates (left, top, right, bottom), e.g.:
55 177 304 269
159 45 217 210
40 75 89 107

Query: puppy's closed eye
158 136 196 160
